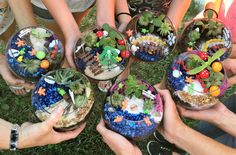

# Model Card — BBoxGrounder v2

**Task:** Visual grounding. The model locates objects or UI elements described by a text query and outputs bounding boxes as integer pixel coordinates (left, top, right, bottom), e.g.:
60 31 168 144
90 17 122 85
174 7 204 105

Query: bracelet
204 8 218 18
9 124 20 151
116 12 132 19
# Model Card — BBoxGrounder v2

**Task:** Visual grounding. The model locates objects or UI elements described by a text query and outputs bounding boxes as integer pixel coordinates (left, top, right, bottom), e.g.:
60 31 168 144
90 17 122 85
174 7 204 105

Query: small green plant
31 28 51 39
186 56 203 70
203 66 224 88
124 75 146 98
158 20 171 36
138 12 154 26
143 99 154 113
206 20 223 37
98 37 116 48
19 59 40 74
111 90 125 107
69 82 85 95
187 30 200 47
83 31 98 47
102 24 123 40
75 95 87 108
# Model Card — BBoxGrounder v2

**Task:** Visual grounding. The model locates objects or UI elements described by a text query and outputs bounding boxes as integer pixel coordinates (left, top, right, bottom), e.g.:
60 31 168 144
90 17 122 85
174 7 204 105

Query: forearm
0 119 13 149
213 108 236 137
173 124 236 155
42 0 80 40
96 0 115 27
115 0 131 25
167 0 191 30
8 0 37 29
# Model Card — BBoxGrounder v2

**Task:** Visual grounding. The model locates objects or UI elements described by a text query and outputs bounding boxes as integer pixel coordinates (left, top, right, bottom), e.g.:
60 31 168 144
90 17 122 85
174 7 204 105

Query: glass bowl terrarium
179 17 232 61
6 26 64 82
167 49 228 110
103 76 163 139
125 11 177 62
74 23 130 81
32 68 94 131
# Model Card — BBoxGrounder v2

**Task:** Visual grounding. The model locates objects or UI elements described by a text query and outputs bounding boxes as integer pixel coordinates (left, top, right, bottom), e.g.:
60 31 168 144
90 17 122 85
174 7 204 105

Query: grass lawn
0 1 236 155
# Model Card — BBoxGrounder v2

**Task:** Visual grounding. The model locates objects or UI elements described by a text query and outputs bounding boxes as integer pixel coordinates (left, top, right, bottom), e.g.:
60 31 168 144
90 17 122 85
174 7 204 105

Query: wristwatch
9 124 20 151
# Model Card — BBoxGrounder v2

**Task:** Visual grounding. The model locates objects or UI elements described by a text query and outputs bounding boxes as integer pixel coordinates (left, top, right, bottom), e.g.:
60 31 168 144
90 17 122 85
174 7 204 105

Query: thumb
227 75 236 88
44 106 64 128
96 118 108 136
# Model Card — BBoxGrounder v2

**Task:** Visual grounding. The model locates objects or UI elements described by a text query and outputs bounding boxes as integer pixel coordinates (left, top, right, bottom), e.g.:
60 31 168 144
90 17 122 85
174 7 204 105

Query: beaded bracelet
203 8 218 18
9 124 20 151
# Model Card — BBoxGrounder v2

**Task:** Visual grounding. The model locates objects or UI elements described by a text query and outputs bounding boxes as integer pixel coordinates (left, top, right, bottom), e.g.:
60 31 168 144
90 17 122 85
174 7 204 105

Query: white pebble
131 45 139 52
8 49 20 58
44 76 55 85
103 31 108 37
172 70 182 78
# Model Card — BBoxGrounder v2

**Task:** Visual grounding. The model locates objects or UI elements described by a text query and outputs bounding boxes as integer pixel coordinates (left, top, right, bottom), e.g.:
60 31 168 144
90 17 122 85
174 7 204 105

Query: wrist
215 107 235 128
169 122 188 145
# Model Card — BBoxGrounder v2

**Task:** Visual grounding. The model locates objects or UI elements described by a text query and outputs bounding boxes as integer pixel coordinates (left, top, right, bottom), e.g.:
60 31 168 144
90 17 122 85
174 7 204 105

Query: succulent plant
98 37 117 48
52 69 77 85
75 95 87 108
124 75 146 98
69 82 85 95
143 99 154 113
153 14 165 27
31 28 51 39
157 20 171 36
138 12 154 26
206 20 223 37
102 23 123 40
187 30 200 47
82 31 98 47
19 59 41 74
111 90 125 107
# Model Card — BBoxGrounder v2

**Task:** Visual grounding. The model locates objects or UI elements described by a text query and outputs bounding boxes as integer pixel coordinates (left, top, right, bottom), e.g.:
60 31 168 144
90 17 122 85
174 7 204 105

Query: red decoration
118 39 125 45
199 69 210 79
96 31 103 37
198 52 208 61
121 50 130 58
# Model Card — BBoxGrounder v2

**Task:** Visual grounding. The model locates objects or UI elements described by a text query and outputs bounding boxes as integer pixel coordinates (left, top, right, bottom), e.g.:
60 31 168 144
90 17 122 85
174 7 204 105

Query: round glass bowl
179 18 232 61
6 26 64 82
103 76 163 139
167 50 227 110
125 11 177 62
74 24 130 81
32 68 94 131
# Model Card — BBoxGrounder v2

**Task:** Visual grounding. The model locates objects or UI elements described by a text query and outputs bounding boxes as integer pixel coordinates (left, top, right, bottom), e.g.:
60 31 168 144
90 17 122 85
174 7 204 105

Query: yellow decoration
201 39 224 52
17 56 23 62
116 57 122 62
209 85 221 97
212 62 223 72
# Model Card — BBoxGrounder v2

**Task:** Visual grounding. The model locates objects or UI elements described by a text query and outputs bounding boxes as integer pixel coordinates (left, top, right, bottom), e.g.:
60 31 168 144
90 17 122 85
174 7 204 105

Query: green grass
0 1 235 154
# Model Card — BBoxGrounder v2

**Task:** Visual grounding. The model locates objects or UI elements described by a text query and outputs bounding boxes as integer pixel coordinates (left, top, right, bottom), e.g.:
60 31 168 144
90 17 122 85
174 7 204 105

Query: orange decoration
122 99 127 110
40 60 50 69
38 87 46 96
114 115 123 123
185 76 193 83
209 85 221 97
143 117 152 126
15 38 25 47
126 29 133 37
50 50 57 59
31 49 37 56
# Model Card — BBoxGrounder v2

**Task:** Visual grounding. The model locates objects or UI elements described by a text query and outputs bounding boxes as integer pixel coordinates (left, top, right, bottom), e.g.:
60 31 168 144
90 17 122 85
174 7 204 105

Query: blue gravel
103 103 157 139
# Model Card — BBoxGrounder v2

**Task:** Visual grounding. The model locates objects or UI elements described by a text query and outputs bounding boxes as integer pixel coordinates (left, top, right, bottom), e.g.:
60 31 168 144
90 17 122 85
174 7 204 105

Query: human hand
96 119 142 155
118 22 129 33
65 32 81 69
222 58 236 87
18 107 86 149
177 102 228 124
0 55 34 90
157 89 186 144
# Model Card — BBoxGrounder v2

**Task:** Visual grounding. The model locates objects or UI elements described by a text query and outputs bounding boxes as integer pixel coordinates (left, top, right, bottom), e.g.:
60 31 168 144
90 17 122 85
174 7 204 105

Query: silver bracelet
9 124 20 151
